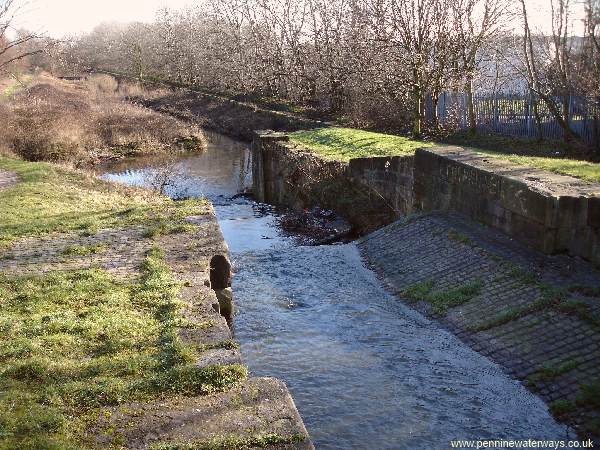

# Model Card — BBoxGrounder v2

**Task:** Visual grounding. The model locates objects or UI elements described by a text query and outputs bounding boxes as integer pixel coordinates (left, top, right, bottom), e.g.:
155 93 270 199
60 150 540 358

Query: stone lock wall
253 132 600 264
252 131 413 233
347 155 415 217
414 147 600 264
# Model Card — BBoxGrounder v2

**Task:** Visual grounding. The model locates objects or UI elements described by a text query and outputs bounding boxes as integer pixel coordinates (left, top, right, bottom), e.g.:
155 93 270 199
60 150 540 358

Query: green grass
62 243 108 256
402 279 483 315
151 433 306 450
144 222 199 239
289 127 431 162
289 126 600 182
0 247 247 449
0 157 208 246
474 151 600 183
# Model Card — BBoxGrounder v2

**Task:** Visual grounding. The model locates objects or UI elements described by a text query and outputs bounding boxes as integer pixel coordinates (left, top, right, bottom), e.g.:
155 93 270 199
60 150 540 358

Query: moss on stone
150 432 306 450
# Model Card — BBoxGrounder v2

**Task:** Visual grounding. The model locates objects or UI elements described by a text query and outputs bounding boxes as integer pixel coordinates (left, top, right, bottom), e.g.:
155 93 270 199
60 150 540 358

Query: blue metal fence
426 92 600 147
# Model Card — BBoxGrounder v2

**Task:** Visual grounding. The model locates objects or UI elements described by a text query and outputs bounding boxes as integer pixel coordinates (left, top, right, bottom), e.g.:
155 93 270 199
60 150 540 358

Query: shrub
1 74 206 164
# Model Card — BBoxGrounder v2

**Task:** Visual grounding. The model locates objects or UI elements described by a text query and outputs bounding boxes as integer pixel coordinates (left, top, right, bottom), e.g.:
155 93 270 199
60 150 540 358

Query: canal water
102 131 569 449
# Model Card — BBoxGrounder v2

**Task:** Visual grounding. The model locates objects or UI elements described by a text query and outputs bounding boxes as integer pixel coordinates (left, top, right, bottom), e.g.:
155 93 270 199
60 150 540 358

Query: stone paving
0 170 18 191
358 212 600 442
0 200 312 448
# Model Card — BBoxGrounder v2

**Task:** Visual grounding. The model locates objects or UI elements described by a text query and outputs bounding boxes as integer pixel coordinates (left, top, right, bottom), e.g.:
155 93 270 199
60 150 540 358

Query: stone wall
253 132 600 264
252 131 407 233
348 155 415 217
414 147 600 264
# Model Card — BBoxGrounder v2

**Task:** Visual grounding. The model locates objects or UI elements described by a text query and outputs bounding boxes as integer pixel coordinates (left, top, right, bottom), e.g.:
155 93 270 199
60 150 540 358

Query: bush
1 74 206 164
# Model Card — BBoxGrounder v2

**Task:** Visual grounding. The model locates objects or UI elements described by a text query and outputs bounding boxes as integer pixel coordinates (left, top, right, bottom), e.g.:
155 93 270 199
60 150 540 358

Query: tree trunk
413 87 423 137
432 93 440 129
532 96 543 141
562 96 571 142
466 76 476 134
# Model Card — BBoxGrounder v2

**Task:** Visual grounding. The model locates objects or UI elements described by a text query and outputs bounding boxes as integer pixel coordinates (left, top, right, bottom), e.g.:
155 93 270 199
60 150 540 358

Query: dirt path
0 170 19 190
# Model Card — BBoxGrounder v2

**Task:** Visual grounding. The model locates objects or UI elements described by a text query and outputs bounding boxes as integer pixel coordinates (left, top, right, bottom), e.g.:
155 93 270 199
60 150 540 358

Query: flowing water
102 131 569 449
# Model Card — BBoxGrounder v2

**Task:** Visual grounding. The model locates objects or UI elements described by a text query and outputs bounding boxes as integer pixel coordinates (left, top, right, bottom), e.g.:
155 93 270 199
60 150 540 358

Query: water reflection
100 130 252 202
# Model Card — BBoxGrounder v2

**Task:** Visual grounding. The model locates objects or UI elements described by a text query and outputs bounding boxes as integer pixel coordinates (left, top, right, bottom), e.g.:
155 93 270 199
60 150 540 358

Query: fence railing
425 92 600 148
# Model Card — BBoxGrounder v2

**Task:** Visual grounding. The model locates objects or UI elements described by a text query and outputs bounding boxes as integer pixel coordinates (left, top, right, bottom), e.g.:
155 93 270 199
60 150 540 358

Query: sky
9 0 588 38
12 0 193 37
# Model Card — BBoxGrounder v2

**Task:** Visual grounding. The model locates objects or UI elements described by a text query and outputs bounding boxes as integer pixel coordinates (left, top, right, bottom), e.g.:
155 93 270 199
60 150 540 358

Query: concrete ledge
415 147 600 263
89 377 313 449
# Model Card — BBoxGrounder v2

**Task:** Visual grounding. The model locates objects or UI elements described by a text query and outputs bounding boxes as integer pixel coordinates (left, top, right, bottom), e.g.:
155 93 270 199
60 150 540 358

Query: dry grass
0 73 206 165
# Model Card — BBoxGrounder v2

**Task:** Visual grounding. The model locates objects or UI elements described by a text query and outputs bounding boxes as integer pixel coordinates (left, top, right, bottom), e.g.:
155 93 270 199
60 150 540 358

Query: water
102 131 569 449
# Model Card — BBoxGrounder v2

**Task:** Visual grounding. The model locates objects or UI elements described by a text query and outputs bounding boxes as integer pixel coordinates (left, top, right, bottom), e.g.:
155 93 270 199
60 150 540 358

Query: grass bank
473 151 600 183
0 248 246 449
289 127 431 162
0 157 206 246
289 127 600 183
0 157 247 449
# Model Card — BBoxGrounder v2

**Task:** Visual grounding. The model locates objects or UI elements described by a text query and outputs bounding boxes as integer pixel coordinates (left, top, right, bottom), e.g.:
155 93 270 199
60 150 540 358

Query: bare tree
0 0 42 70
451 0 506 134
519 0 579 142
581 0 600 149
383 0 452 136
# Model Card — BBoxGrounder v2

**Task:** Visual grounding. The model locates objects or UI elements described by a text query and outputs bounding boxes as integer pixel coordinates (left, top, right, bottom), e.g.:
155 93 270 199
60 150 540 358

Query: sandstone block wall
414 147 600 264
252 131 401 233
253 132 600 264
347 155 415 217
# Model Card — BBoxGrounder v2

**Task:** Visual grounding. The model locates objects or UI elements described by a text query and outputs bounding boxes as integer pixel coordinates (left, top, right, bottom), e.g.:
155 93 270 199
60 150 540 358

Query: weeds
493 263 539 285
403 279 435 303
447 230 475 247
557 300 600 328
578 377 600 408
402 279 483 315
568 285 600 298
550 399 577 416
527 360 580 384
470 284 567 332
0 73 205 164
